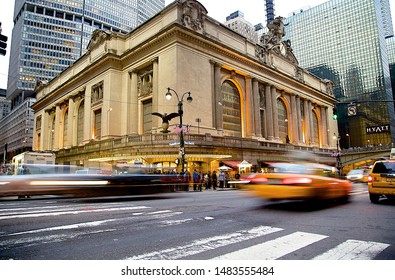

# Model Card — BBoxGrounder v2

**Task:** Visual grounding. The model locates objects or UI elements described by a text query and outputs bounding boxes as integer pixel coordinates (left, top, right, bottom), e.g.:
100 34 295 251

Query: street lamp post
165 87 193 173
333 133 342 175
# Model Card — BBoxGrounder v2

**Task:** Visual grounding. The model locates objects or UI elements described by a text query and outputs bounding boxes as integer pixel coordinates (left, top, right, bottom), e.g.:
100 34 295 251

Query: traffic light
0 33 7 56
332 107 338 120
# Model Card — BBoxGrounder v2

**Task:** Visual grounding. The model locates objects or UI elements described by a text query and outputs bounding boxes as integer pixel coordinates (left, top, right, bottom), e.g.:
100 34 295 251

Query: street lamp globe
165 88 172 100
186 93 193 103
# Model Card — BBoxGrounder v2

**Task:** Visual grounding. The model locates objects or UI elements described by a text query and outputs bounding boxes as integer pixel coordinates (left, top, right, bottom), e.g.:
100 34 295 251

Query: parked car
240 162 352 202
368 160 395 203
346 169 370 183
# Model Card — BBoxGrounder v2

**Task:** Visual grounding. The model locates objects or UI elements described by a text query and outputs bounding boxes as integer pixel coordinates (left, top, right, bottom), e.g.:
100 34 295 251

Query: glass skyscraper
1 0 164 160
6 0 165 106
283 0 394 148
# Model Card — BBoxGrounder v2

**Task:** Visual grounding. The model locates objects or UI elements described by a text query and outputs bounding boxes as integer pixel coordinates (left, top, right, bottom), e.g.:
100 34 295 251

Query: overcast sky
1 0 394 89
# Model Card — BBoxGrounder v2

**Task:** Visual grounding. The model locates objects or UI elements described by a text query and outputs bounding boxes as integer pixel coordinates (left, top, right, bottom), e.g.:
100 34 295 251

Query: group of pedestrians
191 169 232 191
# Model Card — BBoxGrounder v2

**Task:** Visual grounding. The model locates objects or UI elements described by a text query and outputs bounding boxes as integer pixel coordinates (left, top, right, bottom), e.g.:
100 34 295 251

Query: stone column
54 105 62 150
320 106 328 147
290 94 298 144
303 99 310 144
130 70 139 135
67 98 75 148
265 84 274 140
308 101 314 145
245 76 254 137
325 106 330 147
252 79 261 138
83 90 92 143
213 62 223 130
296 96 302 143
271 86 279 140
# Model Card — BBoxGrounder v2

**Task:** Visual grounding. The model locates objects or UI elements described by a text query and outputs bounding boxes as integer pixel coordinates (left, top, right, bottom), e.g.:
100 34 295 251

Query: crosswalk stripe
312 239 390 260
213 231 328 260
126 225 283 260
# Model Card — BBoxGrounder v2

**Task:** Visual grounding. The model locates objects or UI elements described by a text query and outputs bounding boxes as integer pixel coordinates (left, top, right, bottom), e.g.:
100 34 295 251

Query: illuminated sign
366 125 390 134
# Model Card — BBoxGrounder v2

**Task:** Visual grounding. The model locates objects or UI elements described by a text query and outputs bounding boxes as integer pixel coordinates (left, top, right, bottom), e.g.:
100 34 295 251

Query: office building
224 11 259 43
0 0 165 160
283 0 395 148
32 0 338 172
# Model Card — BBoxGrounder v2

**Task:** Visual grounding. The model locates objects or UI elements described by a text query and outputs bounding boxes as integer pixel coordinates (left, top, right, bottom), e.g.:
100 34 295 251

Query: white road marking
0 206 150 220
213 231 328 260
126 225 283 260
313 239 390 260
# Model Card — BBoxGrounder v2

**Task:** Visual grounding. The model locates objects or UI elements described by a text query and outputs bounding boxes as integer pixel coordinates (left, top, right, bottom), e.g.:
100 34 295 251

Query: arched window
221 81 241 137
277 98 288 142
312 111 320 145
77 100 84 145
63 108 68 147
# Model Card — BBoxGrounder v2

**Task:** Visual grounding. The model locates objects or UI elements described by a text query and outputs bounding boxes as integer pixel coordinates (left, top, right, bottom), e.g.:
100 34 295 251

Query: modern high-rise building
0 0 165 161
224 11 258 43
7 0 165 106
283 0 395 148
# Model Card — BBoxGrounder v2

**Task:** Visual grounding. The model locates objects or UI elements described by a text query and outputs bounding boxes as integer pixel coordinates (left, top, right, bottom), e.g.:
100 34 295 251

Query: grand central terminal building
32 0 339 173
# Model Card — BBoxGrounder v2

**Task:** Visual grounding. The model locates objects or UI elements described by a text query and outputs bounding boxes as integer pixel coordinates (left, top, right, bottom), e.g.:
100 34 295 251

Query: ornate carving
137 68 153 98
87 29 111 52
181 0 207 33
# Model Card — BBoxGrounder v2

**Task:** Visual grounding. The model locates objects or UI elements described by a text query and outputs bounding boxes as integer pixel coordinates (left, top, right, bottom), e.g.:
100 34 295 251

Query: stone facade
32 0 338 172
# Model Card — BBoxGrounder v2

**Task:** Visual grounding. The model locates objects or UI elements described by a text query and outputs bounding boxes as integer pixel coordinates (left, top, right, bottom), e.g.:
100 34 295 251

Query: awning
222 160 241 168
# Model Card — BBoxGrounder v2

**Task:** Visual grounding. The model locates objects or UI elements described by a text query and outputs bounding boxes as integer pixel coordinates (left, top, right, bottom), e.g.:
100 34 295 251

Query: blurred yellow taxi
368 160 395 203
241 162 352 202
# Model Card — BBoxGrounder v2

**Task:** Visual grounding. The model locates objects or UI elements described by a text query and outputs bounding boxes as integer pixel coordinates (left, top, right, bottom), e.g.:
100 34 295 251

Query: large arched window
221 81 241 137
312 111 320 145
277 98 288 142
77 100 84 145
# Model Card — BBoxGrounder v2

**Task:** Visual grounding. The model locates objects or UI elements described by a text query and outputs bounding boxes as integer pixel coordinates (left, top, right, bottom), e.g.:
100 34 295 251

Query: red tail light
249 177 268 183
281 177 312 185
368 175 373 183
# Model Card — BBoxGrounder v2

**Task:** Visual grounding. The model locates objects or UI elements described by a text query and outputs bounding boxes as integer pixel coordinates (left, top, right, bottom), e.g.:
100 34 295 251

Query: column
296 96 302 143
271 86 279 140
320 106 328 147
67 98 75 148
290 94 298 144
252 79 262 138
245 76 254 137
213 62 223 130
265 85 274 140
130 70 138 134
83 90 92 143
308 101 314 145
325 106 330 147
303 99 310 144
54 105 62 150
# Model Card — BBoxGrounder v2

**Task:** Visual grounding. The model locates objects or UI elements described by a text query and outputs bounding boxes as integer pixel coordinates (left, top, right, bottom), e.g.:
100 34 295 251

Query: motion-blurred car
240 162 352 202
346 169 370 183
368 160 395 203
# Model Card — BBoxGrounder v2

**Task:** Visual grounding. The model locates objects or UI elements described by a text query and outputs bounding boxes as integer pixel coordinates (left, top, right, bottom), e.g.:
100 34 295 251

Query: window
222 81 241 137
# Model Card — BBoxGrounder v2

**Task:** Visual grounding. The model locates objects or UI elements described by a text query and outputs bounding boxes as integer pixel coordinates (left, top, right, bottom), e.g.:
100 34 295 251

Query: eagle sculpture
152 112 179 133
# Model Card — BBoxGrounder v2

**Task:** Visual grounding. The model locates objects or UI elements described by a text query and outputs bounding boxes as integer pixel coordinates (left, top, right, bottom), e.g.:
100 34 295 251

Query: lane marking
126 226 283 260
213 231 328 260
0 206 150 220
313 239 390 260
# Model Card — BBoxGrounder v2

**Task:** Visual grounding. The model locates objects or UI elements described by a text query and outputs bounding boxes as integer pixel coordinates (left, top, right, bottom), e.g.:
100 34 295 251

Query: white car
346 169 370 183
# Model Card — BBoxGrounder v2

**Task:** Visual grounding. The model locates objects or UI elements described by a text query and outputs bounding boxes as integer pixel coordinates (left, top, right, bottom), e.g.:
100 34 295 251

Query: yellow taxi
240 162 352 202
368 160 395 203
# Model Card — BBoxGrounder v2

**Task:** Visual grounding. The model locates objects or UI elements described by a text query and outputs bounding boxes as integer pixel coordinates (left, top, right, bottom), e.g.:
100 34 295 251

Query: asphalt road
0 183 394 260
